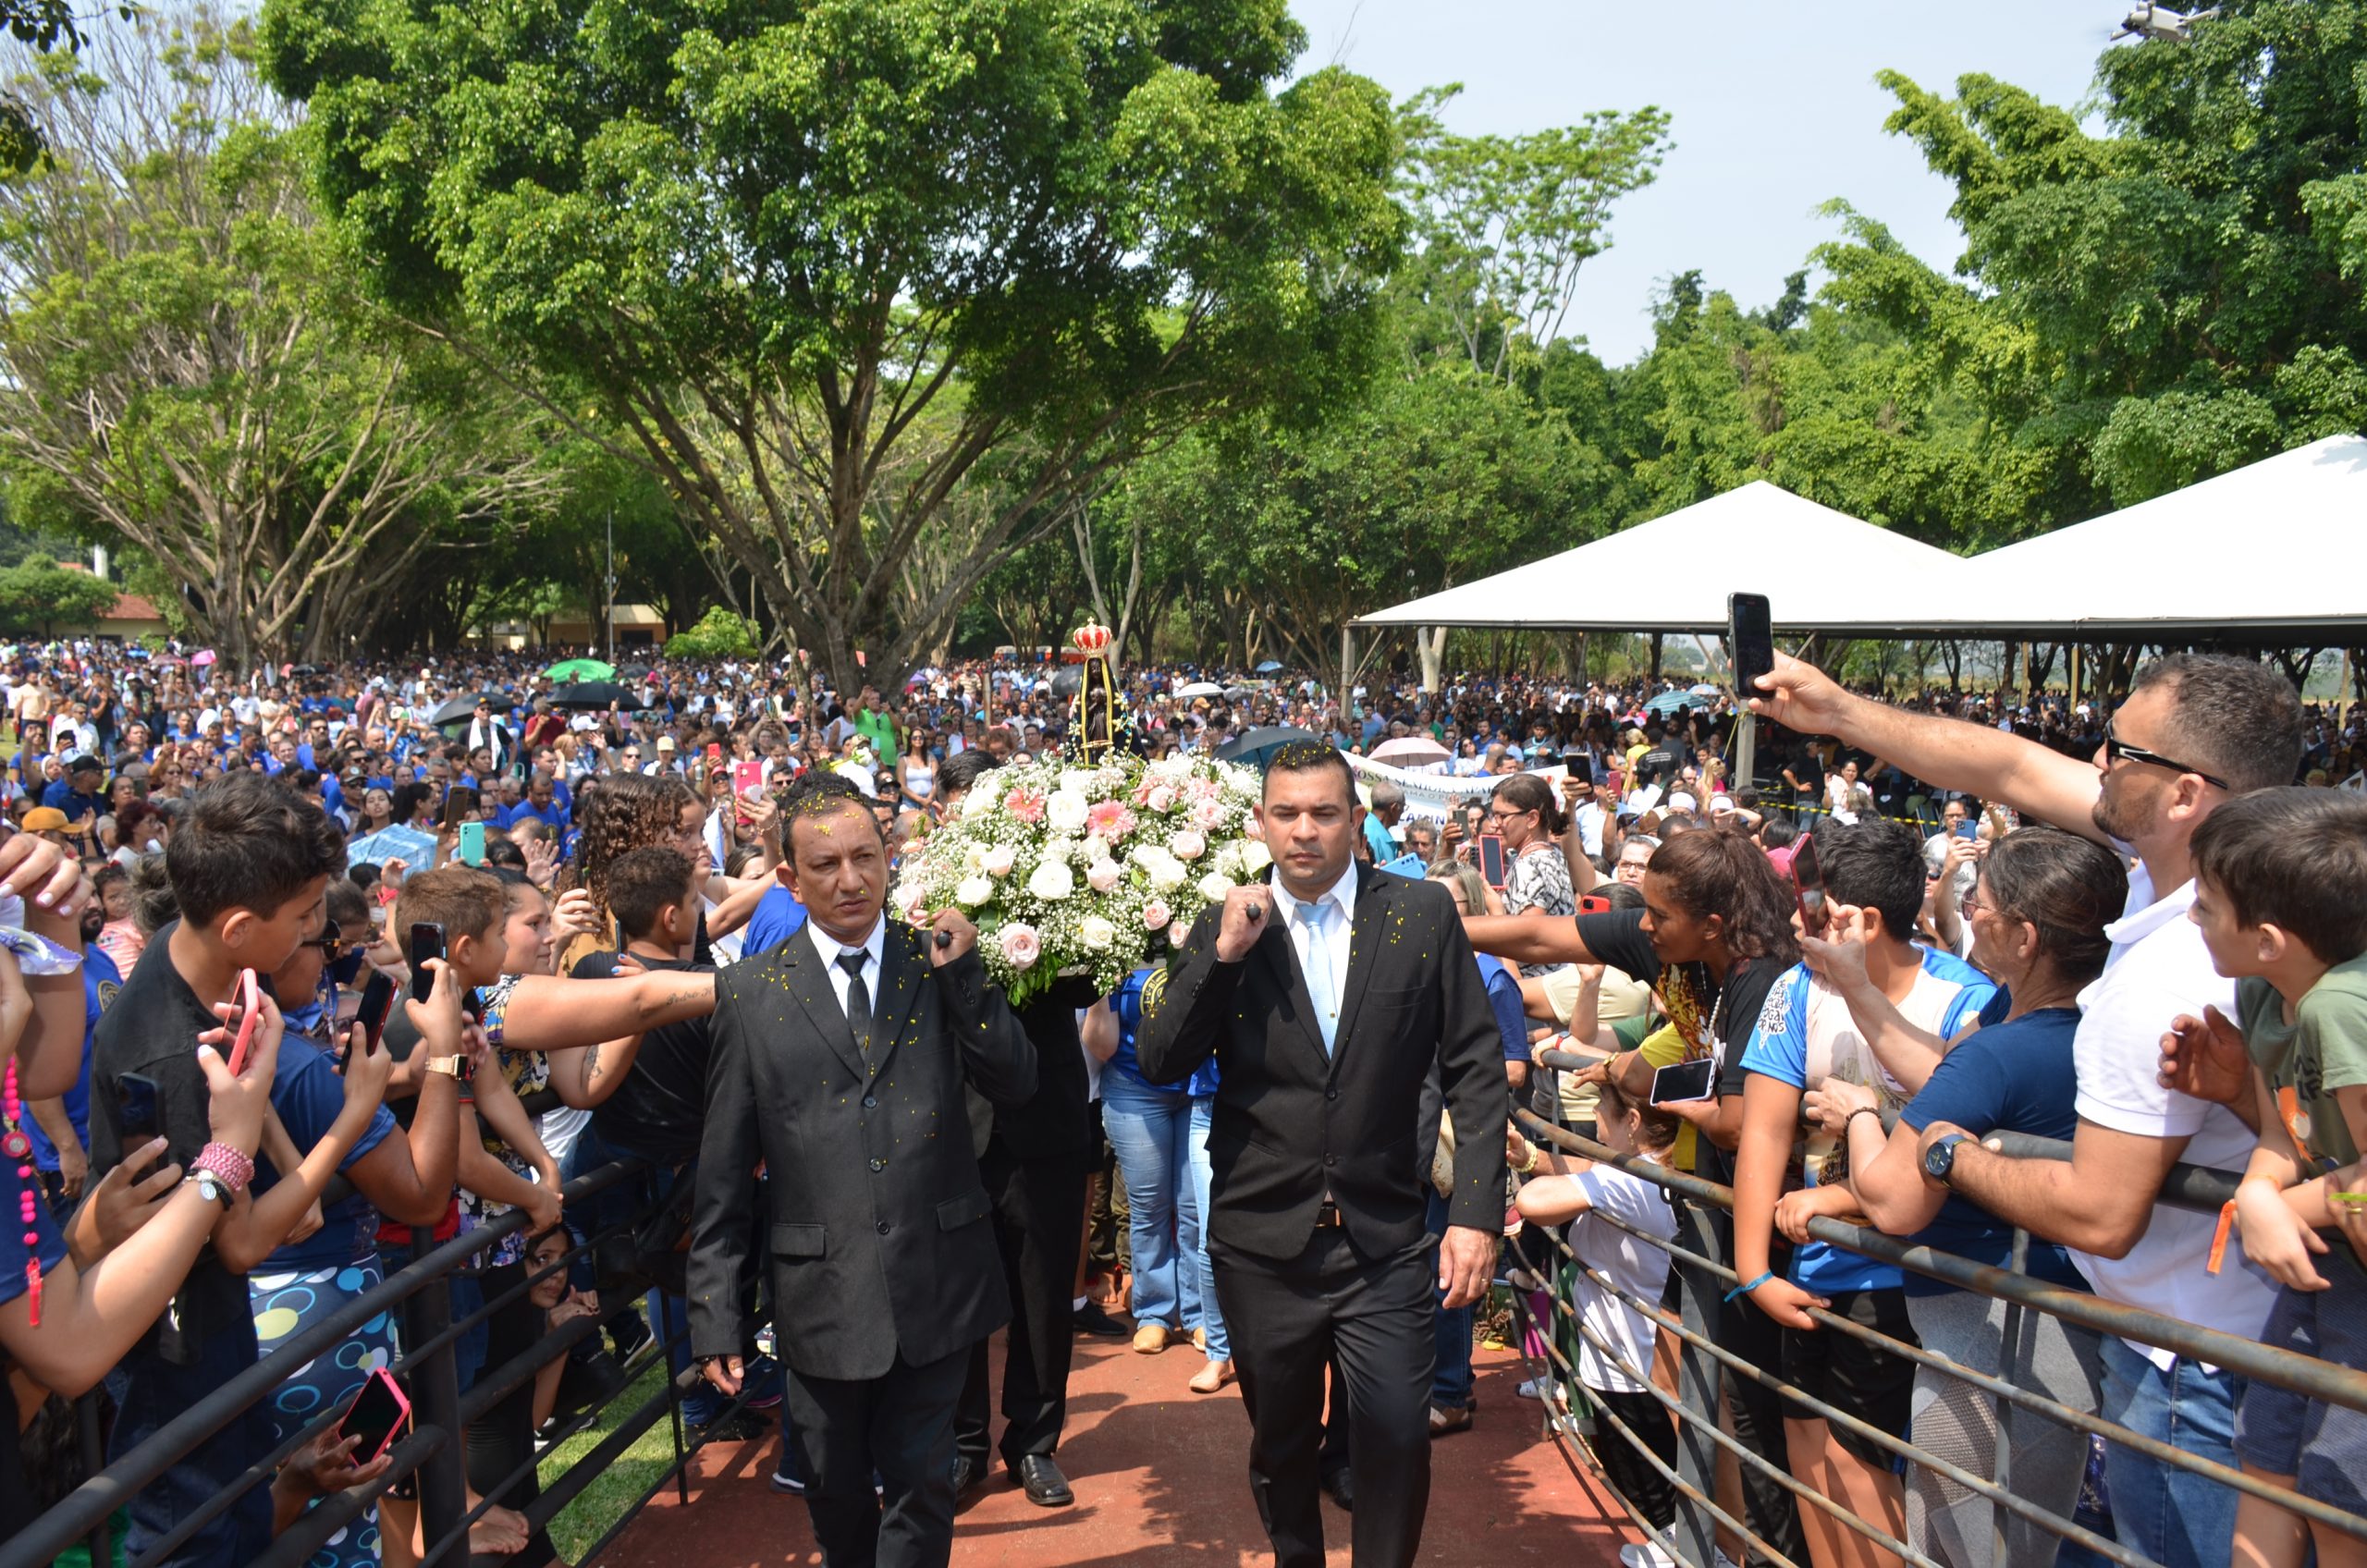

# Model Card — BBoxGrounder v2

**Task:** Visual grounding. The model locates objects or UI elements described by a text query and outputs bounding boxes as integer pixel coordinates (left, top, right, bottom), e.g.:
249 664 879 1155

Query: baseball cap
67 754 100 776
22 807 69 831
656 736 677 752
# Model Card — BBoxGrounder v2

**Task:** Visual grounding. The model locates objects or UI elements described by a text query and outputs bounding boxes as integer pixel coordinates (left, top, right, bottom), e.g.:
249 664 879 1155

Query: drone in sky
2113 3 2220 42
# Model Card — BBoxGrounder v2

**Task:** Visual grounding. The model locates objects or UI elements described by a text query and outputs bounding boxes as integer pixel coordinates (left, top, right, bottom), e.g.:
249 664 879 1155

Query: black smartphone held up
1791 833 1827 934
1729 592 1775 700
117 1071 163 1145
408 922 446 1005
1478 833 1508 889
355 970 398 1059
1650 1058 1718 1106
334 1366 412 1465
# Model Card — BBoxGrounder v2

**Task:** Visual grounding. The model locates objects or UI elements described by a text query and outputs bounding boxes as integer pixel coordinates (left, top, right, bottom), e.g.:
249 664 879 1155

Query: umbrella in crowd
1214 726 1318 771
1255 660 1284 673
545 657 616 681
1643 690 1714 717
548 680 635 710
1174 680 1224 698
429 692 488 727
1369 736 1450 766
346 825 438 870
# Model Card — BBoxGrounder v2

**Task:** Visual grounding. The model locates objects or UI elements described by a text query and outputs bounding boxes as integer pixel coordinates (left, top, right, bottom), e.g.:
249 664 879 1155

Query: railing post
1669 1199 1723 1568
402 1225 470 1566
1991 1226 2031 1568
75 1391 108 1568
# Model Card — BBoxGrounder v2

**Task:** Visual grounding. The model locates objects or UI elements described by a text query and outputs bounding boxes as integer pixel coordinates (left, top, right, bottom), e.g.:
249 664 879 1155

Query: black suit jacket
689 922 1038 1380
1135 864 1508 1262
963 975 1101 1167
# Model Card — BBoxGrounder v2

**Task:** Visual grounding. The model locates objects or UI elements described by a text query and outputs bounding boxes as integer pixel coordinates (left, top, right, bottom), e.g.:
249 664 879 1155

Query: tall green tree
261 0 1405 695
0 7 555 670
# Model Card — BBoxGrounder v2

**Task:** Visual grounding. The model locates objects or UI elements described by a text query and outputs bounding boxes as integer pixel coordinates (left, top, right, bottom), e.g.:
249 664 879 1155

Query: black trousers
1214 1229 1433 1568
467 1260 559 1568
1588 1382 1679 1532
956 1150 1088 1467
781 1345 968 1568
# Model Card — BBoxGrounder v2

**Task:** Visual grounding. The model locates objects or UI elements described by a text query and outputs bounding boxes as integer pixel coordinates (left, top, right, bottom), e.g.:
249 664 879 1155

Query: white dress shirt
1269 864 1356 1036
804 913 889 1020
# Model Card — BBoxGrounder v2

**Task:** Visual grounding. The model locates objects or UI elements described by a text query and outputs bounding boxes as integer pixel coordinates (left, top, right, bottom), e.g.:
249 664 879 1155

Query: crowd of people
0 631 2362 1568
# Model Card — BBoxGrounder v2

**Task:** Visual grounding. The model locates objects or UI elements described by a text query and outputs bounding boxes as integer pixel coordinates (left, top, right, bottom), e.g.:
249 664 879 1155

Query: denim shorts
2234 1276 2367 1513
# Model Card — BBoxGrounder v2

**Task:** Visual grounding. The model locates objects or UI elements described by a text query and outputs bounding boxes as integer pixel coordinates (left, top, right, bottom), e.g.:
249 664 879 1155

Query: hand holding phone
226 968 262 1077
457 819 486 866
1650 1058 1718 1106
1791 834 1827 935
1478 834 1508 889
409 923 447 1004
1729 592 1775 699
334 1367 412 1465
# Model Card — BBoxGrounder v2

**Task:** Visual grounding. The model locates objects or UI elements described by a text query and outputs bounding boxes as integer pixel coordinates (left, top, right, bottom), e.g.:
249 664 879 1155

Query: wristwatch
1922 1132 1970 1187
423 1055 467 1079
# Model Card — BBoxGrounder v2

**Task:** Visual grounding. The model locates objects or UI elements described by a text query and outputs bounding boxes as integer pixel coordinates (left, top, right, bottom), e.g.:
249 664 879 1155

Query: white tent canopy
1352 481 1978 634
1962 435 2367 636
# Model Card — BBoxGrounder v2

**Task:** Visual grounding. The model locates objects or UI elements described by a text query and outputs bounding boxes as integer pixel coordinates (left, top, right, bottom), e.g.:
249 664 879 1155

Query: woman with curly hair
557 770 779 973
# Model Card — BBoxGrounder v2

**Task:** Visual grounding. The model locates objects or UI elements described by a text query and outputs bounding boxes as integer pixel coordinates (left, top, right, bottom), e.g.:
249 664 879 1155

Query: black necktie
838 949 873 1062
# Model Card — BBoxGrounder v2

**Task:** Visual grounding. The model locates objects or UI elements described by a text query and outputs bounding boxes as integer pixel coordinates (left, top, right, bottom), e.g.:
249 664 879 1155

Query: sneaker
768 1468 806 1495
741 1353 786 1411
1515 1376 1556 1402
1618 1544 1676 1568
1073 1302 1129 1339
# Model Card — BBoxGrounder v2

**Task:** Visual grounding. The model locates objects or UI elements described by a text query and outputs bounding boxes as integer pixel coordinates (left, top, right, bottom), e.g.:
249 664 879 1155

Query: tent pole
1735 712 1759 792
1341 624 1355 720
2071 645 2083 711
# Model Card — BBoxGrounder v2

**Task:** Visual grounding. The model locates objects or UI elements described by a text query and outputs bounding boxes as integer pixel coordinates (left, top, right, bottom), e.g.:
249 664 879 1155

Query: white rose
963 787 995 819
1027 859 1076 901
1058 769 1096 796
981 845 1018 877
1167 921 1193 946
1238 839 1272 875
1170 829 1208 862
1084 831 1113 864
962 844 986 872
1196 871 1233 904
1047 791 1090 833
954 875 994 909
1079 915 1117 951
1085 859 1123 894
1147 855 1186 891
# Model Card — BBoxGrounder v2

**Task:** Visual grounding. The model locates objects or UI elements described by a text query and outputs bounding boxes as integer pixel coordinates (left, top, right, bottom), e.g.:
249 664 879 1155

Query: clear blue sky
1287 0 2116 365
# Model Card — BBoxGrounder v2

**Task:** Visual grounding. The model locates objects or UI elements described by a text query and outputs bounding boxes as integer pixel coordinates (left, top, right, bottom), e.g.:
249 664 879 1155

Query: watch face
1923 1136 1956 1181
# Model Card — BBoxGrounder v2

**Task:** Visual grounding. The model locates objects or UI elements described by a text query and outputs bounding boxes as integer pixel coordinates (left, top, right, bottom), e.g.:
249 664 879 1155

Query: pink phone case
338 1367 413 1464
227 968 261 1076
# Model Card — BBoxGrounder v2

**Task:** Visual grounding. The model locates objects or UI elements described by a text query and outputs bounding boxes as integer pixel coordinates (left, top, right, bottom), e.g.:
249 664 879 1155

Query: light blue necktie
1296 900 1339 1055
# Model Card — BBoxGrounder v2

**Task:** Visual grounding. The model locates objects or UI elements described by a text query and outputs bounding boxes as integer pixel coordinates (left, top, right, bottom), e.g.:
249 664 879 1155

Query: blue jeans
2096 1333 2243 1568
1101 1071 1201 1331
1187 1097 1231 1363
1427 1186 1473 1409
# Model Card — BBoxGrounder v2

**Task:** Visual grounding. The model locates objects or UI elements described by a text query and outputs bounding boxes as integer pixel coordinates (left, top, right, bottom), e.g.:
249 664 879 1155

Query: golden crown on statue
1071 618 1114 659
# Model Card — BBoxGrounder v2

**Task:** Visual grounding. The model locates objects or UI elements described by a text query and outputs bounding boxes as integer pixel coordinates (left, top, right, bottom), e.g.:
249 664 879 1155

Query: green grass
538 1359 692 1563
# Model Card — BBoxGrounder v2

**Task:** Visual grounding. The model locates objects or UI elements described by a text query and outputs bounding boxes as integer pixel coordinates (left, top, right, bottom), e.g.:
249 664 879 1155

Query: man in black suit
1137 742 1506 1568
690 792 1037 1568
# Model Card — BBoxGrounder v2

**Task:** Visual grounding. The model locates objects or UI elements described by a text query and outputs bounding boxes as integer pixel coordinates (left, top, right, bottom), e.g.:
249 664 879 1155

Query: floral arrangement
890 752 1269 1005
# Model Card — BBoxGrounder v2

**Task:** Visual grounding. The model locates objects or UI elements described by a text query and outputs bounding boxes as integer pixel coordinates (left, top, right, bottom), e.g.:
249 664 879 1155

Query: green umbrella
543 657 616 682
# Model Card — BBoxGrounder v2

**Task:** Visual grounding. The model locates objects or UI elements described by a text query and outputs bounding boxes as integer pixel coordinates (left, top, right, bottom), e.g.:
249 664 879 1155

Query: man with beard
1748 652 2301 1568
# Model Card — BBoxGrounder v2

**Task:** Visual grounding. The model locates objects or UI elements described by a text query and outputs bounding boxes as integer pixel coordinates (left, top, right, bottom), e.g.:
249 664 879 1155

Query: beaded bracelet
191 1141 255 1195
3 1059 39 1326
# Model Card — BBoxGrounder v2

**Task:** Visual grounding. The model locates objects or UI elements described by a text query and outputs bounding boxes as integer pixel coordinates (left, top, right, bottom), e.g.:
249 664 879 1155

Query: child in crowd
2179 789 2367 1568
1511 1076 1688 1568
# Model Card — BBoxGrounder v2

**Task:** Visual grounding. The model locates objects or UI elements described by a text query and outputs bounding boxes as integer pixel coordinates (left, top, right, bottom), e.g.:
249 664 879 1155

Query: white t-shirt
1567 1163 1675 1394
2068 859 2275 1366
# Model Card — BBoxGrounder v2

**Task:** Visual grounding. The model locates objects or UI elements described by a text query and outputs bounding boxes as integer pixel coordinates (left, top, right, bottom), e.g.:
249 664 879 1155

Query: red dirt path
595 1335 1632 1567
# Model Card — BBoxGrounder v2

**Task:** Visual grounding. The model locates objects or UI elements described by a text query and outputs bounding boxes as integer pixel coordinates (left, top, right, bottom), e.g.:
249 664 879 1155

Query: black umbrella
1049 668 1084 698
548 680 635 710
1223 685 1252 701
618 663 651 680
1215 726 1318 772
429 692 487 727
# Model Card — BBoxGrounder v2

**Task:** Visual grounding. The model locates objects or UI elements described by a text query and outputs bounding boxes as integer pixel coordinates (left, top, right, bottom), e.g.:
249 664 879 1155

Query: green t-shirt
853 706 897 764
2238 953 2367 1170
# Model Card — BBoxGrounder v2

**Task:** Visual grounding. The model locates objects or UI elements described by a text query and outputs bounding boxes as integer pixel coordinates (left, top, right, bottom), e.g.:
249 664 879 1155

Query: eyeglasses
301 919 345 957
2102 720 2228 791
1958 889 1989 922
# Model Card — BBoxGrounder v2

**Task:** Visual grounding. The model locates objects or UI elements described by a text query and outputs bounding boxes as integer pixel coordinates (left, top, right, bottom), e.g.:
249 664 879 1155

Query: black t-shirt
1637 744 1679 785
570 950 715 1166
1573 907 1784 1187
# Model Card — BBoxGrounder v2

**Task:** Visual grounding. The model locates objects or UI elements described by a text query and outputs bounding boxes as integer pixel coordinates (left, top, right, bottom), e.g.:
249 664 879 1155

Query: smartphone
1729 592 1775 699
457 819 486 866
226 968 262 1076
706 743 725 764
335 1367 412 1465
1478 834 1507 888
355 970 398 1055
1576 894 1613 916
1791 833 1827 934
732 759 764 796
1953 820 1980 841
1650 1058 1718 1106
117 1071 163 1145
409 922 446 1005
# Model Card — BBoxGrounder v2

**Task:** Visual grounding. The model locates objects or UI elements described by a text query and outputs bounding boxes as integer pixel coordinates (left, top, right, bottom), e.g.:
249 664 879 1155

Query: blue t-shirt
1362 812 1397 865
21 945 121 1171
1897 1000 2090 1293
40 779 100 819
255 1035 397 1273
1477 954 1528 1066
739 884 809 958
1105 968 1188 1091
1741 947 1994 1294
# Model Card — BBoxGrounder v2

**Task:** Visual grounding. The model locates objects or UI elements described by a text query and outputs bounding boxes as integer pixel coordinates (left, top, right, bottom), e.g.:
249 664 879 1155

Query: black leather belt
1314 1201 1344 1229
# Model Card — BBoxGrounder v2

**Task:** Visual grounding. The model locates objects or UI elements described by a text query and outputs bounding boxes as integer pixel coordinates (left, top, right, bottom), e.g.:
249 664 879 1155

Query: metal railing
2 1145 756 1568
1503 1100 2367 1568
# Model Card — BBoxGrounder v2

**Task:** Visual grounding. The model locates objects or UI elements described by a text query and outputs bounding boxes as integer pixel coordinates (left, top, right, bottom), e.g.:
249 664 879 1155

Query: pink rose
1170 829 1208 862
1086 860 1123 894
999 923 1043 971
1145 784 1178 814
1166 921 1193 947
1189 800 1225 832
1002 787 1047 825
1142 899 1171 930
